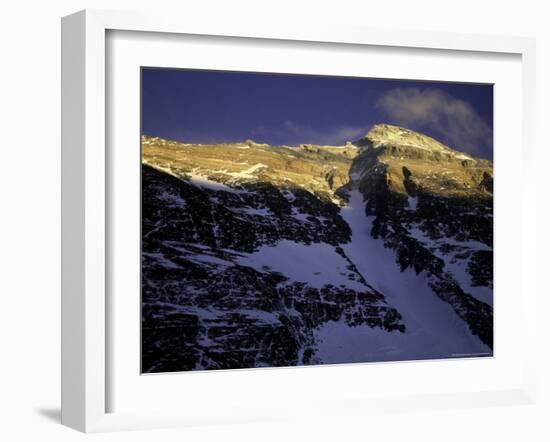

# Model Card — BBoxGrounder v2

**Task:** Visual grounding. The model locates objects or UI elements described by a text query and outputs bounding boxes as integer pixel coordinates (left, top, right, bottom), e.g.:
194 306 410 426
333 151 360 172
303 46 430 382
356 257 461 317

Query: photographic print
141 68 493 373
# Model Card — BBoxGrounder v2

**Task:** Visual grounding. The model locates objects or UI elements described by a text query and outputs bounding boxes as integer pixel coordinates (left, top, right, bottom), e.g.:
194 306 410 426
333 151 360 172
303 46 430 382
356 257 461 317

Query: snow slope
314 189 491 363
236 239 373 292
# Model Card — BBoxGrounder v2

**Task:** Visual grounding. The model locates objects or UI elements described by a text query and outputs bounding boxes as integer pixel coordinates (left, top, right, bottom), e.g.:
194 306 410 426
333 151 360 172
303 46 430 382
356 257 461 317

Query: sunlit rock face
141 125 493 373
352 124 493 199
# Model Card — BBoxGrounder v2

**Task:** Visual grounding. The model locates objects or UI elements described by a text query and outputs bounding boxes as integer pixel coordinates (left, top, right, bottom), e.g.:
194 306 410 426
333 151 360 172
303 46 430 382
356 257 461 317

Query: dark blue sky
142 68 493 159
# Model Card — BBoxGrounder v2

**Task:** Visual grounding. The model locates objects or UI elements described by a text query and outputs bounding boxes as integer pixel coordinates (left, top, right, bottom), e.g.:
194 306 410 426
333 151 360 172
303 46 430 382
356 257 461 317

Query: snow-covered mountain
141 124 493 373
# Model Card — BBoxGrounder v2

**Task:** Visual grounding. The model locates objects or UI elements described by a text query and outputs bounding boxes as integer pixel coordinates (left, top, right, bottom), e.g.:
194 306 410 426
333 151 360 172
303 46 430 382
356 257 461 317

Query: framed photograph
61 9 537 432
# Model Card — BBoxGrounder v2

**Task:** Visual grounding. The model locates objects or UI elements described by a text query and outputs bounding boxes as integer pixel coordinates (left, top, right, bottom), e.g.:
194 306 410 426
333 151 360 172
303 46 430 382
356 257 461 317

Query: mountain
141 124 493 373
349 124 493 348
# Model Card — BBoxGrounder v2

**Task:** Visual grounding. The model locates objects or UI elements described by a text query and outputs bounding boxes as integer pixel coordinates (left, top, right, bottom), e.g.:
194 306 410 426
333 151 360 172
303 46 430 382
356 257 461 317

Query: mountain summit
355 123 463 154
351 124 493 199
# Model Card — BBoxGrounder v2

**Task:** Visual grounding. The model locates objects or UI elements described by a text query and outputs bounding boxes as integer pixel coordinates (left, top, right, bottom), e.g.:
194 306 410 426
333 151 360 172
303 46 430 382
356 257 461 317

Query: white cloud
376 88 493 158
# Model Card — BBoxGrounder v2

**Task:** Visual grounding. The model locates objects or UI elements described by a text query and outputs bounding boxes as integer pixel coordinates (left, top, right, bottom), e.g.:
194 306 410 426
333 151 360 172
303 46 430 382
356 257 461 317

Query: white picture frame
61 9 538 433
